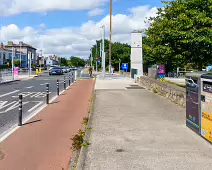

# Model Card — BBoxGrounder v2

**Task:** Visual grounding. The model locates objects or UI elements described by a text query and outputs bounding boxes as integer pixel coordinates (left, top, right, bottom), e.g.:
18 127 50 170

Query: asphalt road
0 69 86 138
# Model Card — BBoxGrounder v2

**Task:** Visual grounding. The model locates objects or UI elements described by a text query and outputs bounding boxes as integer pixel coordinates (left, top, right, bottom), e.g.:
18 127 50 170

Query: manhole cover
125 86 144 89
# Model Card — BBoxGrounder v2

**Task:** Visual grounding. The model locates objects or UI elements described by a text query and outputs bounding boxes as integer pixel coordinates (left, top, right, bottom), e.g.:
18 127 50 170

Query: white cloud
0 0 108 16
88 8 104 17
0 5 158 59
39 23 45 28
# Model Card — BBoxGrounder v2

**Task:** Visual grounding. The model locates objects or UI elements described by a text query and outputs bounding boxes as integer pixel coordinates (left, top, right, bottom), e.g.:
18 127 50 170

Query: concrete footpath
80 75 212 170
0 79 94 170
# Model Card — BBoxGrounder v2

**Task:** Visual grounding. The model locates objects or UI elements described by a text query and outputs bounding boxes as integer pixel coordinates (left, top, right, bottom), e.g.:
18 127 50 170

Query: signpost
122 63 128 73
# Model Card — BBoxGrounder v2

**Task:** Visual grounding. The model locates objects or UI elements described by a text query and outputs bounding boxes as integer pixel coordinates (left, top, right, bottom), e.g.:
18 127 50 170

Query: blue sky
0 0 161 57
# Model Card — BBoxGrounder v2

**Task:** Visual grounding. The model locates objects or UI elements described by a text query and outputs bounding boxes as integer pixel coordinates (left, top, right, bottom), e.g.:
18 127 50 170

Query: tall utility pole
90 49 93 67
19 43 22 68
109 0 112 73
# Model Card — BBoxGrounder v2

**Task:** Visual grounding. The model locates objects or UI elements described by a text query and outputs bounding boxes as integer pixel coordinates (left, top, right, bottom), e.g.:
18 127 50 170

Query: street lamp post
19 43 22 68
119 58 121 74
100 25 105 79
90 48 93 67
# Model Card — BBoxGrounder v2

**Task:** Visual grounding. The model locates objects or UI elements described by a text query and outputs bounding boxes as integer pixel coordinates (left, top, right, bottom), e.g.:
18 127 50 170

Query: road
0 69 85 139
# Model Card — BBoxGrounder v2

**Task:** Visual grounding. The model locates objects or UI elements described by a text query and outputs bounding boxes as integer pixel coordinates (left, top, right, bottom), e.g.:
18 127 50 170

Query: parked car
49 67 63 75
62 67 67 73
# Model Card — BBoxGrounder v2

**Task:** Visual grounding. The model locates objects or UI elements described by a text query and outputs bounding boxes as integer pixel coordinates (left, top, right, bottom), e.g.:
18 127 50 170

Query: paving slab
81 76 212 170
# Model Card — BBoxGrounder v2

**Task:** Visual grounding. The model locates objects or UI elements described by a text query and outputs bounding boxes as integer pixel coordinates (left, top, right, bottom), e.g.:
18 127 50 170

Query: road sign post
64 76 66 89
57 79 59 95
46 84 49 104
18 95 23 126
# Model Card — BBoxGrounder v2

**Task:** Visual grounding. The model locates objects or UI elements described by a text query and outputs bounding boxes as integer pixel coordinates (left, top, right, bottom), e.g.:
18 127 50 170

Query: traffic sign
122 63 128 71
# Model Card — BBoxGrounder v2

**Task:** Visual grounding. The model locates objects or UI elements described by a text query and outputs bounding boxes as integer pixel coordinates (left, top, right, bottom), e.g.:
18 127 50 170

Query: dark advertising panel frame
186 76 201 134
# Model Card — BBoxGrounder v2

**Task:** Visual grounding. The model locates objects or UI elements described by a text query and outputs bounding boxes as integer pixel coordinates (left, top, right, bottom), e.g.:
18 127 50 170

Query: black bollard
64 76 66 89
57 79 59 95
69 75 71 86
46 83 49 104
72 73 74 83
18 95 23 126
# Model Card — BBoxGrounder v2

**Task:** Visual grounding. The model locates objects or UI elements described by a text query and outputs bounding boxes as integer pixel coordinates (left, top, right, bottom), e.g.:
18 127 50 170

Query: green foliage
71 130 85 151
60 57 68 66
145 0 212 70
90 39 131 71
69 56 86 67
153 88 158 93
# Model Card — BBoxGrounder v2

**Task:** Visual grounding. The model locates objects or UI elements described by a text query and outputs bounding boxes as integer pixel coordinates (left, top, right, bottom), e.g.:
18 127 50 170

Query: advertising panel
201 80 212 142
186 77 200 133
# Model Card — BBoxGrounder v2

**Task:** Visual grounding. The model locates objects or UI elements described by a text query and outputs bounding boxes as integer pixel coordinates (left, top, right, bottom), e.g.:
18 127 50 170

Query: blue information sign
122 63 128 71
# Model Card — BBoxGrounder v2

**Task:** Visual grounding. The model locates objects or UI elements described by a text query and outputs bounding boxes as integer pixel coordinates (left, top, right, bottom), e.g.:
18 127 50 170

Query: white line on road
0 90 20 98
0 82 74 143
25 86 34 89
28 101 44 112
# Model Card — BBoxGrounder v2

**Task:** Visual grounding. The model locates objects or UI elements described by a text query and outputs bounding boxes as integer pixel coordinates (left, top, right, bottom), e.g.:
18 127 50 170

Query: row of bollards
18 73 75 126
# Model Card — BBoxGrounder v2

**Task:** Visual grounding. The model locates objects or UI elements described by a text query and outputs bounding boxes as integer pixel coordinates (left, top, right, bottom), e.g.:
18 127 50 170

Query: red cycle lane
0 79 94 170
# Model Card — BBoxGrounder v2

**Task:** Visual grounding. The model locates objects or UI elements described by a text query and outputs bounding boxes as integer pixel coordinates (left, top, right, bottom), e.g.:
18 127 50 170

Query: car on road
49 67 63 75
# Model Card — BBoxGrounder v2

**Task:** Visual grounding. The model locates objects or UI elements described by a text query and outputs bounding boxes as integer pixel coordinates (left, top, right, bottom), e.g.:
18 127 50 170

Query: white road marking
25 86 34 89
0 90 20 98
0 82 75 143
12 92 52 98
40 83 48 86
0 101 29 113
28 101 43 112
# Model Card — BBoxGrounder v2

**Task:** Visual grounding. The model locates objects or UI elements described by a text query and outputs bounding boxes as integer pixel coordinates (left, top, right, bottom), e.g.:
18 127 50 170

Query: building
45 55 61 66
130 30 143 78
5 41 37 67
0 43 28 67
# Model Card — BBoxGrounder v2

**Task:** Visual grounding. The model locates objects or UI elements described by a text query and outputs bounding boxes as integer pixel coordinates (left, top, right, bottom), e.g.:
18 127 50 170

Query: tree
69 56 86 67
61 57 68 66
90 39 131 71
145 0 212 70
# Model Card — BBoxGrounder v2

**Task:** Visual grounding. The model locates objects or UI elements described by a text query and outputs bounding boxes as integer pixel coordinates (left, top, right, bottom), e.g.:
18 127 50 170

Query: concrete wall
137 76 186 107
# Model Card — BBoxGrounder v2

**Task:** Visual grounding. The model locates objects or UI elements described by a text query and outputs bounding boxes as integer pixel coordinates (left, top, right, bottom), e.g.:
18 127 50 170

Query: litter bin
186 72 206 134
200 73 212 142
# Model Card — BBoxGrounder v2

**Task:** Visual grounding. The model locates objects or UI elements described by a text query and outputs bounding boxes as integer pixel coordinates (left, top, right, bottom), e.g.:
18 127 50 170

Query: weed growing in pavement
82 117 89 125
81 141 90 147
71 130 85 151
153 88 158 93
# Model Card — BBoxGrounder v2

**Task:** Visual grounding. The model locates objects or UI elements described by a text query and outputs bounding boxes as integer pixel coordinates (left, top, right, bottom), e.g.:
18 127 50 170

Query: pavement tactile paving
0 79 94 170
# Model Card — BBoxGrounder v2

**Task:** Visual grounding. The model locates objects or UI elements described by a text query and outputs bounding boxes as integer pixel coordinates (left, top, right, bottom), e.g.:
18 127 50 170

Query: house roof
5 42 37 50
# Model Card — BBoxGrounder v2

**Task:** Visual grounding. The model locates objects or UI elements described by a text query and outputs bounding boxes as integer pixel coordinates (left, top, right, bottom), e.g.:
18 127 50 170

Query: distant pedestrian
89 65 93 77
111 67 114 75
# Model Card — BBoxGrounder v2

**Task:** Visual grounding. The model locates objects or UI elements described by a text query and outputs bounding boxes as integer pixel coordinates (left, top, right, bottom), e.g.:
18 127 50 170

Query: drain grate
125 86 144 89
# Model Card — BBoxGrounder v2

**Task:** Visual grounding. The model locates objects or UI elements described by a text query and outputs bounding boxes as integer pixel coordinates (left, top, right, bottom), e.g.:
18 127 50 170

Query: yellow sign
201 81 212 142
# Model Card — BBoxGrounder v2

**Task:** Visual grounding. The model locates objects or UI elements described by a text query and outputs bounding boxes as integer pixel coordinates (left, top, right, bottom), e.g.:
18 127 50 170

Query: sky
0 0 162 59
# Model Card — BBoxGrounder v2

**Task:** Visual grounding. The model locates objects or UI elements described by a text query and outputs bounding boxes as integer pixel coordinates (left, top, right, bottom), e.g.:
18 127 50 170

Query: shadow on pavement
23 119 42 126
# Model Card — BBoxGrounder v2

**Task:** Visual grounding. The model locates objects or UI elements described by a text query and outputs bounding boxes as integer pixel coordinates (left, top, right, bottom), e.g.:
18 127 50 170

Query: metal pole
100 42 102 69
46 83 49 104
75 70 77 81
90 49 93 67
109 0 112 74
96 60 97 72
119 59 121 74
69 75 71 86
64 76 66 89
29 52 32 76
28 52 30 77
18 94 23 126
20 43 21 68
72 73 74 83
12 48 14 80
57 79 59 95
101 25 105 79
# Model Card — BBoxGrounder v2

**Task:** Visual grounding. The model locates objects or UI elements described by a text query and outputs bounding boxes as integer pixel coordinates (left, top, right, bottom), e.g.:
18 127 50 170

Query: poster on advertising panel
157 64 165 81
201 80 212 142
